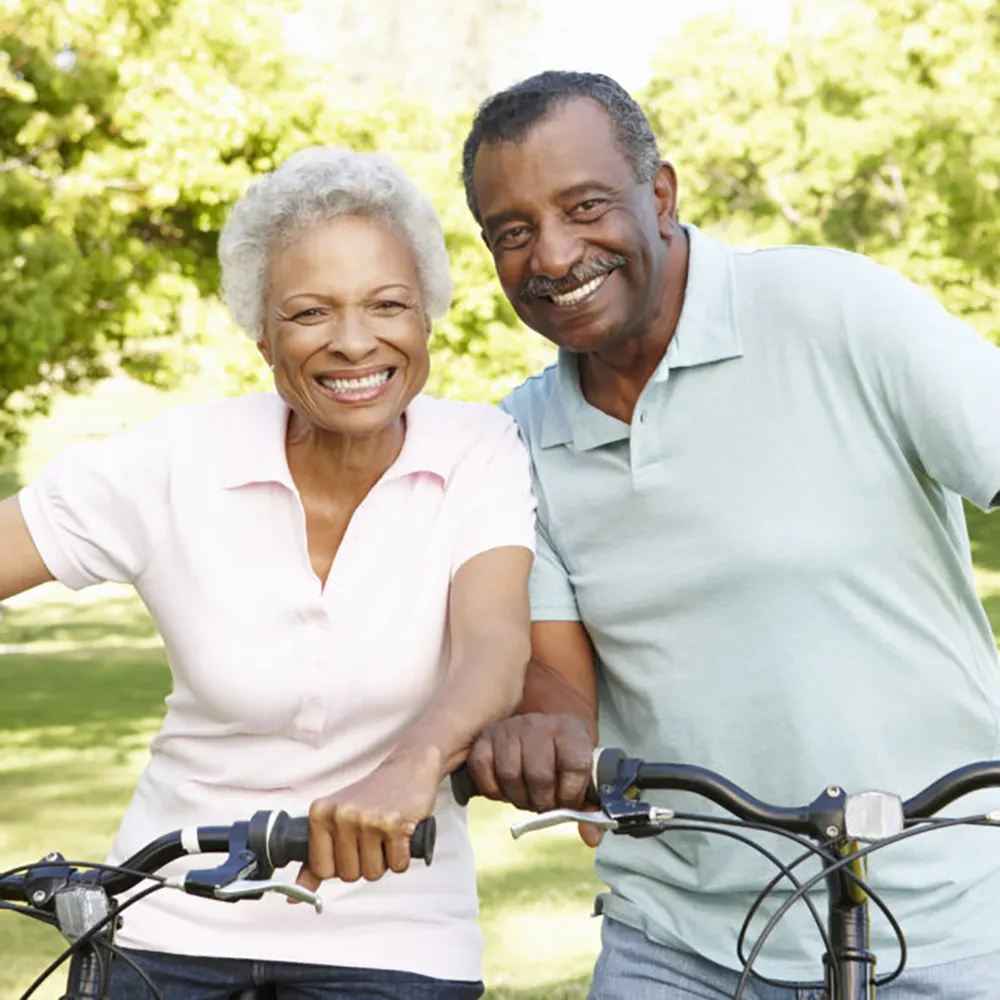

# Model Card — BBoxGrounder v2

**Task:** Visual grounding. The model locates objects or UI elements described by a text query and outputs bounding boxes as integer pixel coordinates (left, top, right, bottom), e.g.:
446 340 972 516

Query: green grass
0 585 601 999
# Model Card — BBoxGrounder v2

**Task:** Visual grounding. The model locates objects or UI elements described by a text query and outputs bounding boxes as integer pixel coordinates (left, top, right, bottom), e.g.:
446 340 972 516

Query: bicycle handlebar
0 810 436 903
448 750 1000 840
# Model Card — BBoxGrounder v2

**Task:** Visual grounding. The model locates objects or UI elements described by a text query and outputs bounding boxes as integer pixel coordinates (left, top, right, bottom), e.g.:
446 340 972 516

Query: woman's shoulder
406 395 519 476
409 394 515 444
126 392 283 445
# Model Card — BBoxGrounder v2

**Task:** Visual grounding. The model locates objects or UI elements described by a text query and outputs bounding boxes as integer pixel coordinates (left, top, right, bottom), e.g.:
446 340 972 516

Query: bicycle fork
823 843 875 1000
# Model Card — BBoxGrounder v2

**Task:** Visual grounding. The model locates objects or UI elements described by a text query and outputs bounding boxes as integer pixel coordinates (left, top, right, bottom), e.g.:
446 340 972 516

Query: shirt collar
219 392 452 490
540 222 743 451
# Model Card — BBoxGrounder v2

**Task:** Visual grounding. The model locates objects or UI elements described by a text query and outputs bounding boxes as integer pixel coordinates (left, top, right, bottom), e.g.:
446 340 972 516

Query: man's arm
467 618 598 815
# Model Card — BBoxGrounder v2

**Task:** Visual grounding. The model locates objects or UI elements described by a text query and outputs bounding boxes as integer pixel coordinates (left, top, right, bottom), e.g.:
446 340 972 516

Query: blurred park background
3 0 1000 995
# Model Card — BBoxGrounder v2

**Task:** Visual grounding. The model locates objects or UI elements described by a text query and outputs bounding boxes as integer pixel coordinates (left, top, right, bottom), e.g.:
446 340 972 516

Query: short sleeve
17 419 171 590
854 267 1000 511
528 519 581 622
449 416 537 576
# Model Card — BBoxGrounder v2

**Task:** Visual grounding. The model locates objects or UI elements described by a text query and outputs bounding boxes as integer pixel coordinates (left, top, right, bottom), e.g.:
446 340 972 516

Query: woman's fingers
307 796 415 884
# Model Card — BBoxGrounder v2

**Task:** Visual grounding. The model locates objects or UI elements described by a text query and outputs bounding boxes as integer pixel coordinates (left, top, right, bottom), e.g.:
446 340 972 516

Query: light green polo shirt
501 224 1000 980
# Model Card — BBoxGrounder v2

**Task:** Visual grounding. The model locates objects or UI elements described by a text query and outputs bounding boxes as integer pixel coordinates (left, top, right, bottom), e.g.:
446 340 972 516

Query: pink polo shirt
18 391 535 980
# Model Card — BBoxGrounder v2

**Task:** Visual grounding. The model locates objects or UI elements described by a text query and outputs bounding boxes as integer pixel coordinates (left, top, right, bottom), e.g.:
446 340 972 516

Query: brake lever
511 803 678 840
213 878 324 913
510 809 619 840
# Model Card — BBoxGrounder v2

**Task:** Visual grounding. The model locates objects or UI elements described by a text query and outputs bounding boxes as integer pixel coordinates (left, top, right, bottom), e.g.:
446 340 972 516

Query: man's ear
653 161 680 238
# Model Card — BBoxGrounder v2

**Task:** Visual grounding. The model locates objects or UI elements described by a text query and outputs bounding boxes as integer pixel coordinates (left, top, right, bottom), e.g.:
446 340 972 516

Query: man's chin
541 319 619 355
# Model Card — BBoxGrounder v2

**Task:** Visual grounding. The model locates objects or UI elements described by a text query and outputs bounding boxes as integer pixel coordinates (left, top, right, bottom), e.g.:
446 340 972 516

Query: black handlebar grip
263 812 437 869
450 765 480 807
408 815 436 864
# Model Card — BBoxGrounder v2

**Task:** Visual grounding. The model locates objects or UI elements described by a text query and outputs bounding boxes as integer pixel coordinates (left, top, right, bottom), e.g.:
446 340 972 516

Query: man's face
472 97 676 354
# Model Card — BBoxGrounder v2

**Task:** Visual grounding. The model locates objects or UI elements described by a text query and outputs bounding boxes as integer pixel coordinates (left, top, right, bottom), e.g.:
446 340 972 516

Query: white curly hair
218 146 454 340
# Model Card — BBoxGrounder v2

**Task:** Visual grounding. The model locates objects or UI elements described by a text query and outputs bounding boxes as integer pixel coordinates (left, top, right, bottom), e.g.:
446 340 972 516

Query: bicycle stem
824 841 875 1000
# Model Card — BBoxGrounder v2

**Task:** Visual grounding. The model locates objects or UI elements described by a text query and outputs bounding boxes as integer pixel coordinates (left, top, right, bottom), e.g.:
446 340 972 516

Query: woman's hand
296 745 442 890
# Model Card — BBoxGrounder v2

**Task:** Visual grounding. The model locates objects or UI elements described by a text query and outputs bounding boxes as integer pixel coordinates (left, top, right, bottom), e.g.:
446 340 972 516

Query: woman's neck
285 412 405 500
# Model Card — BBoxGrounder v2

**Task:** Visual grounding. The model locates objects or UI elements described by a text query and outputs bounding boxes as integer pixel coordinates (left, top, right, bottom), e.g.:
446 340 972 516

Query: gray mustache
518 253 627 302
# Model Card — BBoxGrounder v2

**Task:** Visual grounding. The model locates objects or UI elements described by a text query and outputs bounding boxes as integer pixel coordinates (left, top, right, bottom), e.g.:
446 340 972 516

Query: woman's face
259 214 431 440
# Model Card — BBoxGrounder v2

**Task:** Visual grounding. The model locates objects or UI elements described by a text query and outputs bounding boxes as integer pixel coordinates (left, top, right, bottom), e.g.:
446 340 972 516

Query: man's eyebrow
558 181 617 201
482 182 617 234
482 208 527 234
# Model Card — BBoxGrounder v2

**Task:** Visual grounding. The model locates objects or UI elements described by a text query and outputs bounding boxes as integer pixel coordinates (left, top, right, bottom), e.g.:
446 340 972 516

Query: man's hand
466 712 603 846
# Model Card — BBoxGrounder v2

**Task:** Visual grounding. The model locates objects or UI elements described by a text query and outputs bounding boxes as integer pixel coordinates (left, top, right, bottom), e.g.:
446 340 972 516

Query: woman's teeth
318 370 392 393
549 272 609 306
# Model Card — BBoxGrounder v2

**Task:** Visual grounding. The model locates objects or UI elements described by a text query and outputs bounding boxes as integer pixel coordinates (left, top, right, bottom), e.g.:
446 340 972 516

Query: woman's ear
257 335 274 370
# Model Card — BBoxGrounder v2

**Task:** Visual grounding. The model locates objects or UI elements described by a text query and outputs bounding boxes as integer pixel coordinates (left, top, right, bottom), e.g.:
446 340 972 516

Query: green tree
1 0 547 452
644 0 1000 338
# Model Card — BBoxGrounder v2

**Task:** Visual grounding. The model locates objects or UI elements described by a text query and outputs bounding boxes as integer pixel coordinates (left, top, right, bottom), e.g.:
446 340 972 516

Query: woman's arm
395 543 533 773
300 544 532 887
0 496 54 601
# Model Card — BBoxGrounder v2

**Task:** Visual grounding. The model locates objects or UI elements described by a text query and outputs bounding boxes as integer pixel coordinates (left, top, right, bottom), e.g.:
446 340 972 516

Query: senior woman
0 147 535 998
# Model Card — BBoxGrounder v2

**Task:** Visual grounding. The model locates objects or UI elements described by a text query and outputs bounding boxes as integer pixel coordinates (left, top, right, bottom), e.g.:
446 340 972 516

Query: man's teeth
318 370 391 393
549 272 608 306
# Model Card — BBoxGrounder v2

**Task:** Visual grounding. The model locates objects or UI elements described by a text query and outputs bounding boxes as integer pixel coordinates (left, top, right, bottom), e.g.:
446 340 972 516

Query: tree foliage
0 0 547 449
5 0 999 451
644 0 1000 338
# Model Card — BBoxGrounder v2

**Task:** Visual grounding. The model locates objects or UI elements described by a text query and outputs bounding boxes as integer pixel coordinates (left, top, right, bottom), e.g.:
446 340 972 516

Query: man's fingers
521 726 559 812
491 729 531 810
466 736 503 801
577 821 605 848
555 727 594 807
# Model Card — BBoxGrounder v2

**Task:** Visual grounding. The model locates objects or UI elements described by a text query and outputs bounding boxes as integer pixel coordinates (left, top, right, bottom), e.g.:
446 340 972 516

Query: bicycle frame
824 842 874 1000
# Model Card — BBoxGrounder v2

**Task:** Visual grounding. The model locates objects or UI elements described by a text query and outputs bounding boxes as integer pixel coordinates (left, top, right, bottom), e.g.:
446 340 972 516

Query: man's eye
497 226 531 250
573 198 607 216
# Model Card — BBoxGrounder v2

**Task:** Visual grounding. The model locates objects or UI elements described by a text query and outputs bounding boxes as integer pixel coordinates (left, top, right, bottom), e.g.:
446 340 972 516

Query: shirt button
638 412 646 423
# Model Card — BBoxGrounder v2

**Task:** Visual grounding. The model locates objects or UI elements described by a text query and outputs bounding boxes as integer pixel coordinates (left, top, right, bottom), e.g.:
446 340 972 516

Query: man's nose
530 219 583 281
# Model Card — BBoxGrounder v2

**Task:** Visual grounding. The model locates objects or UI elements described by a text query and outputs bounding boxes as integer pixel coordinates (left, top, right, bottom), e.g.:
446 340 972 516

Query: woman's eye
373 300 407 312
291 307 325 321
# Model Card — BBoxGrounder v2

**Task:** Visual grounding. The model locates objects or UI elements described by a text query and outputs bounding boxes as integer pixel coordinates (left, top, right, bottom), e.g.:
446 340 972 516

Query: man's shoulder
500 363 560 439
731 240 887 288
731 240 923 301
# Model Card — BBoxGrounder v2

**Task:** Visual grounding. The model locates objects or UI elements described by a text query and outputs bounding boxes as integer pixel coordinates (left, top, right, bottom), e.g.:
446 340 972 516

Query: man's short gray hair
219 146 454 340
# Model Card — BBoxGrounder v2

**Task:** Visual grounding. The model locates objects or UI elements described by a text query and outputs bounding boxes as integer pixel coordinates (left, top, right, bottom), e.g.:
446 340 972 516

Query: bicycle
0 809 436 999
451 749 1000 1000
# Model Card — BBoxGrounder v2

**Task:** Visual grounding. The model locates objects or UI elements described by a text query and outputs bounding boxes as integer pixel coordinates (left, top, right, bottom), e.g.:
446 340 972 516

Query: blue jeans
588 918 1000 1000
106 947 484 999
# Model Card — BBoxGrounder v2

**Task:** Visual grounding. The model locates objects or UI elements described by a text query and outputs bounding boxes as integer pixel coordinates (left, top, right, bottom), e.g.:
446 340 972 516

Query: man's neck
578 228 690 424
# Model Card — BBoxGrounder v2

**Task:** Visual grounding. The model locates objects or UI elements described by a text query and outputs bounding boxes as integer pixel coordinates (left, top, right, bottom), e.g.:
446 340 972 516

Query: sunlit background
3 0 1000 996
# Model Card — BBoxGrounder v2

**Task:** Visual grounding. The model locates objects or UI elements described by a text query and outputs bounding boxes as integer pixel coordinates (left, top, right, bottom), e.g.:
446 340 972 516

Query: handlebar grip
450 765 479 807
264 813 437 869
